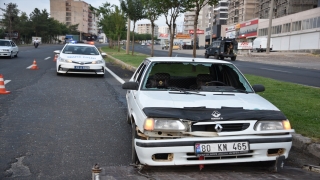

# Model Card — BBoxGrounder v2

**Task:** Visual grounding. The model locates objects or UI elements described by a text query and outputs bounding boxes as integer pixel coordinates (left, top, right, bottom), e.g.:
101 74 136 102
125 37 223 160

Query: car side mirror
54 50 61 54
252 84 265 92
101 52 107 57
122 82 139 90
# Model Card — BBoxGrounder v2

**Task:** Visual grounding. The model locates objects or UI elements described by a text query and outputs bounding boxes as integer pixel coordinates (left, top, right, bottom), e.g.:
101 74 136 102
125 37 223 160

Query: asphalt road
0 44 319 179
130 44 320 87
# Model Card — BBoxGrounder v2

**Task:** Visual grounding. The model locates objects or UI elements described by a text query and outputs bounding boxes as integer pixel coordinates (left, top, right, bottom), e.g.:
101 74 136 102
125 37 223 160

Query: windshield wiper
168 87 206 96
234 89 249 93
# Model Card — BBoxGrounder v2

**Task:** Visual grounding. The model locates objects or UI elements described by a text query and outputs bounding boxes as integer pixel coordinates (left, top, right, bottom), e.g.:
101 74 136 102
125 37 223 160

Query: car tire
9 52 14 59
205 54 209 58
231 57 236 61
214 53 219 59
98 74 104 77
131 122 140 165
127 112 132 124
220 56 224 60
14 52 18 57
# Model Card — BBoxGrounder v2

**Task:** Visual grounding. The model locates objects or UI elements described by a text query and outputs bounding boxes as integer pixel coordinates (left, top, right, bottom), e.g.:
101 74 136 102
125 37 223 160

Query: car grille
72 61 92 64
191 123 250 132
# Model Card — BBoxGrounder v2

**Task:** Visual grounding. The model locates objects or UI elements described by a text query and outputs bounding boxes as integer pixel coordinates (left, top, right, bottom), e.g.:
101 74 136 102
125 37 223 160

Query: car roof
64 43 95 47
145 57 233 64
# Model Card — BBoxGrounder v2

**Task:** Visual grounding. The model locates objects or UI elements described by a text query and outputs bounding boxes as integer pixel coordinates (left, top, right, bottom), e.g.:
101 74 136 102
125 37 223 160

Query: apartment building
254 0 318 19
50 0 99 35
158 26 169 34
227 0 257 24
183 6 208 34
137 24 159 37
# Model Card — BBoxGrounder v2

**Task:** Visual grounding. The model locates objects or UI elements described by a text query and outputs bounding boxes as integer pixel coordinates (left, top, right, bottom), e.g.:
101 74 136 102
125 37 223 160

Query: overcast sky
1 0 184 30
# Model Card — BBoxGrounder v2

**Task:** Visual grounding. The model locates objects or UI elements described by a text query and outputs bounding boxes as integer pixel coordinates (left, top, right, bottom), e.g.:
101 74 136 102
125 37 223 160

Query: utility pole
266 0 274 54
209 5 213 46
126 17 130 54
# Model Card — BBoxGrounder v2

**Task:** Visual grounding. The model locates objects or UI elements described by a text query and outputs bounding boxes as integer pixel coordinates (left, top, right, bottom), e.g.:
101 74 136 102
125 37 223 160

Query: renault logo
212 111 221 118
215 124 223 132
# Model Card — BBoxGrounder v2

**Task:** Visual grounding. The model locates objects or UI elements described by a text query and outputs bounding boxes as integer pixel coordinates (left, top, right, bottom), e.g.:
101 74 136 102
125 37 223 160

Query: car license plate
74 66 89 69
195 142 249 156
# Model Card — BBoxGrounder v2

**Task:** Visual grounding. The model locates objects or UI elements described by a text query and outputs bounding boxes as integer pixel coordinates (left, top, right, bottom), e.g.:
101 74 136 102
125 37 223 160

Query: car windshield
62 45 99 55
0 40 11 46
141 62 253 93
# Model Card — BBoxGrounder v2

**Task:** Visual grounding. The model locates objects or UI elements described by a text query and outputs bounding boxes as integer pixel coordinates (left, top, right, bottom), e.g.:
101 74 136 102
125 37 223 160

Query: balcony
66 8 71 11
66 17 71 22
66 2 71 6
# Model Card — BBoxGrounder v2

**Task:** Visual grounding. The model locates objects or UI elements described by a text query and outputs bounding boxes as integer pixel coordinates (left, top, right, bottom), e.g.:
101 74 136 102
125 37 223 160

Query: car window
62 45 99 55
141 62 253 93
0 40 11 47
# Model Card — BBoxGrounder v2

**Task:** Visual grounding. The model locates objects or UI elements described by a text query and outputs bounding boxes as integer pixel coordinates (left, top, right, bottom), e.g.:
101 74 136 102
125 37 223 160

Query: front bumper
135 134 292 166
57 63 105 74
0 52 11 57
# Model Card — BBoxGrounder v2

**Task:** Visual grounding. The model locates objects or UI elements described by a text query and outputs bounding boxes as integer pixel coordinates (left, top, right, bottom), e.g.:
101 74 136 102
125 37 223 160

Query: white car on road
122 57 294 171
54 43 106 77
0 39 19 59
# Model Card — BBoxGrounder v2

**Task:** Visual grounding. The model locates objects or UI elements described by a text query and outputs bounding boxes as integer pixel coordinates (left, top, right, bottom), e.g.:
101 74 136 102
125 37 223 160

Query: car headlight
144 118 186 132
92 60 104 64
254 120 291 131
59 57 72 63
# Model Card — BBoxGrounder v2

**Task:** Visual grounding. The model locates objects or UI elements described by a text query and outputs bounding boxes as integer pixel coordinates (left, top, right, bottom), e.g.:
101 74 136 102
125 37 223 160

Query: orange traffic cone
30 59 39 70
53 54 58 62
0 74 10 94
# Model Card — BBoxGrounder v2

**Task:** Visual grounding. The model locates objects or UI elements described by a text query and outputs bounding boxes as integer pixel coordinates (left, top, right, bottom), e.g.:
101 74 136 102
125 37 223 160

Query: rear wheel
231 56 236 61
131 122 140 165
205 53 209 58
214 53 219 59
220 56 224 60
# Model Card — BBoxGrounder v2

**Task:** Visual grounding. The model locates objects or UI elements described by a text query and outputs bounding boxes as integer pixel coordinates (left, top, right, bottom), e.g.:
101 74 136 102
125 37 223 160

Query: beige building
227 0 257 24
137 24 159 37
50 0 98 35
254 0 318 19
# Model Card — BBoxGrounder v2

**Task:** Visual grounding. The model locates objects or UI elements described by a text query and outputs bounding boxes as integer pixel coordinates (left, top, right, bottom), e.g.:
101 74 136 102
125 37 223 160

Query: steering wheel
205 81 227 86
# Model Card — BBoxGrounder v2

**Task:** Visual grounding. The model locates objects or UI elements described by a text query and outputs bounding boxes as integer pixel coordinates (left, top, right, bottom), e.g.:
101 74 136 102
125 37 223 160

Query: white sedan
54 43 106 77
122 57 294 172
0 39 19 58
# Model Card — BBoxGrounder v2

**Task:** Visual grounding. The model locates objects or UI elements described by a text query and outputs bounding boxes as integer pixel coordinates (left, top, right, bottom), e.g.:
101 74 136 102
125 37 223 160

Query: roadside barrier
30 59 39 70
0 74 10 94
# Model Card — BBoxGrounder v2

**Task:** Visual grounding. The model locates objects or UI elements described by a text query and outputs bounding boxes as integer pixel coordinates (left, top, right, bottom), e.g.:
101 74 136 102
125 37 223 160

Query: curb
102 50 320 160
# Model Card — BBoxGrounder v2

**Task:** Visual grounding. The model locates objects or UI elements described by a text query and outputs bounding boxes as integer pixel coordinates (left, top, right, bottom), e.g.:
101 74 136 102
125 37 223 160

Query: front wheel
131 122 140 165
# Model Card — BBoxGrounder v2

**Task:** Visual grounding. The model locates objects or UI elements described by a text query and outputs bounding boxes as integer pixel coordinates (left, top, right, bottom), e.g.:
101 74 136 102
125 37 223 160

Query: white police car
0 39 19 59
54 43 106 77
122 57 294 172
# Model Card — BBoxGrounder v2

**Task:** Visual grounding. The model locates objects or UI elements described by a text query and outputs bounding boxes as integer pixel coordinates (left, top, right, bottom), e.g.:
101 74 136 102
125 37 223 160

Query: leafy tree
142 0 162 57
159 0 188 57
185 0 218 57
120 0 147 55
0 3 20 40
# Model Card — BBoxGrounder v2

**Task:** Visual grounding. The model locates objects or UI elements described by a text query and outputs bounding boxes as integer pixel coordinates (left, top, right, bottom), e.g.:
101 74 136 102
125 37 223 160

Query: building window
292 21 301 31
282 23 291 33
317 17 320 28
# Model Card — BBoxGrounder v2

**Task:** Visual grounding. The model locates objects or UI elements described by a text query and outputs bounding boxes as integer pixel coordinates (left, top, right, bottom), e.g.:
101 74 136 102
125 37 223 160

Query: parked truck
252 37 273 52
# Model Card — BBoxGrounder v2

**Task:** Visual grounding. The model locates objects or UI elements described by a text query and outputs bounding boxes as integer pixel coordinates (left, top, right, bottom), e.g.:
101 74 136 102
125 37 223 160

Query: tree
0 3 20 40
185 0 218 58
159 0 188 57
120 0 146 55
142 0 162 57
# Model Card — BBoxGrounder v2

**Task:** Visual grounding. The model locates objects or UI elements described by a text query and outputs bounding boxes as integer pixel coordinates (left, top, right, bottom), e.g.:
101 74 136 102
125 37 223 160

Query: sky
1 0 184 30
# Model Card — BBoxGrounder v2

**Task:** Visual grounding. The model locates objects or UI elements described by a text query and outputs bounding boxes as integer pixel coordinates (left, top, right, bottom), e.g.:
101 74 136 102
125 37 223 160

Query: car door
10 41 18 54
126 61 149 121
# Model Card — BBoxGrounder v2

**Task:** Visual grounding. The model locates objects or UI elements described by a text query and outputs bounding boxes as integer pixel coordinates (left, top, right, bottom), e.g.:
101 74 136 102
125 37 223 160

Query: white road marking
26 65 33 69
105 67 125 84
260 68 291 73
4 80 11 85
44 57 51 60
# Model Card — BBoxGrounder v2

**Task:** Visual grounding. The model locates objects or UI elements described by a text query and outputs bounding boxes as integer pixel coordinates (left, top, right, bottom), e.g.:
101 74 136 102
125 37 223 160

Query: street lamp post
266 0 274 54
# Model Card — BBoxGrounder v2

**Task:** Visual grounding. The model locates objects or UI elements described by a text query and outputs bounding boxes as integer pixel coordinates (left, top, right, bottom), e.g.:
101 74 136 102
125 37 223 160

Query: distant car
141 43 146 46
0 39 19 59
122 57 294 171
54 43 107 77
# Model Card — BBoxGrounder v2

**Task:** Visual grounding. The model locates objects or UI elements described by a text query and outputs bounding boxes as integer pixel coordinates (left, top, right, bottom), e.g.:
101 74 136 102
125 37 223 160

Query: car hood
137 91 279 111
60 54 102 62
